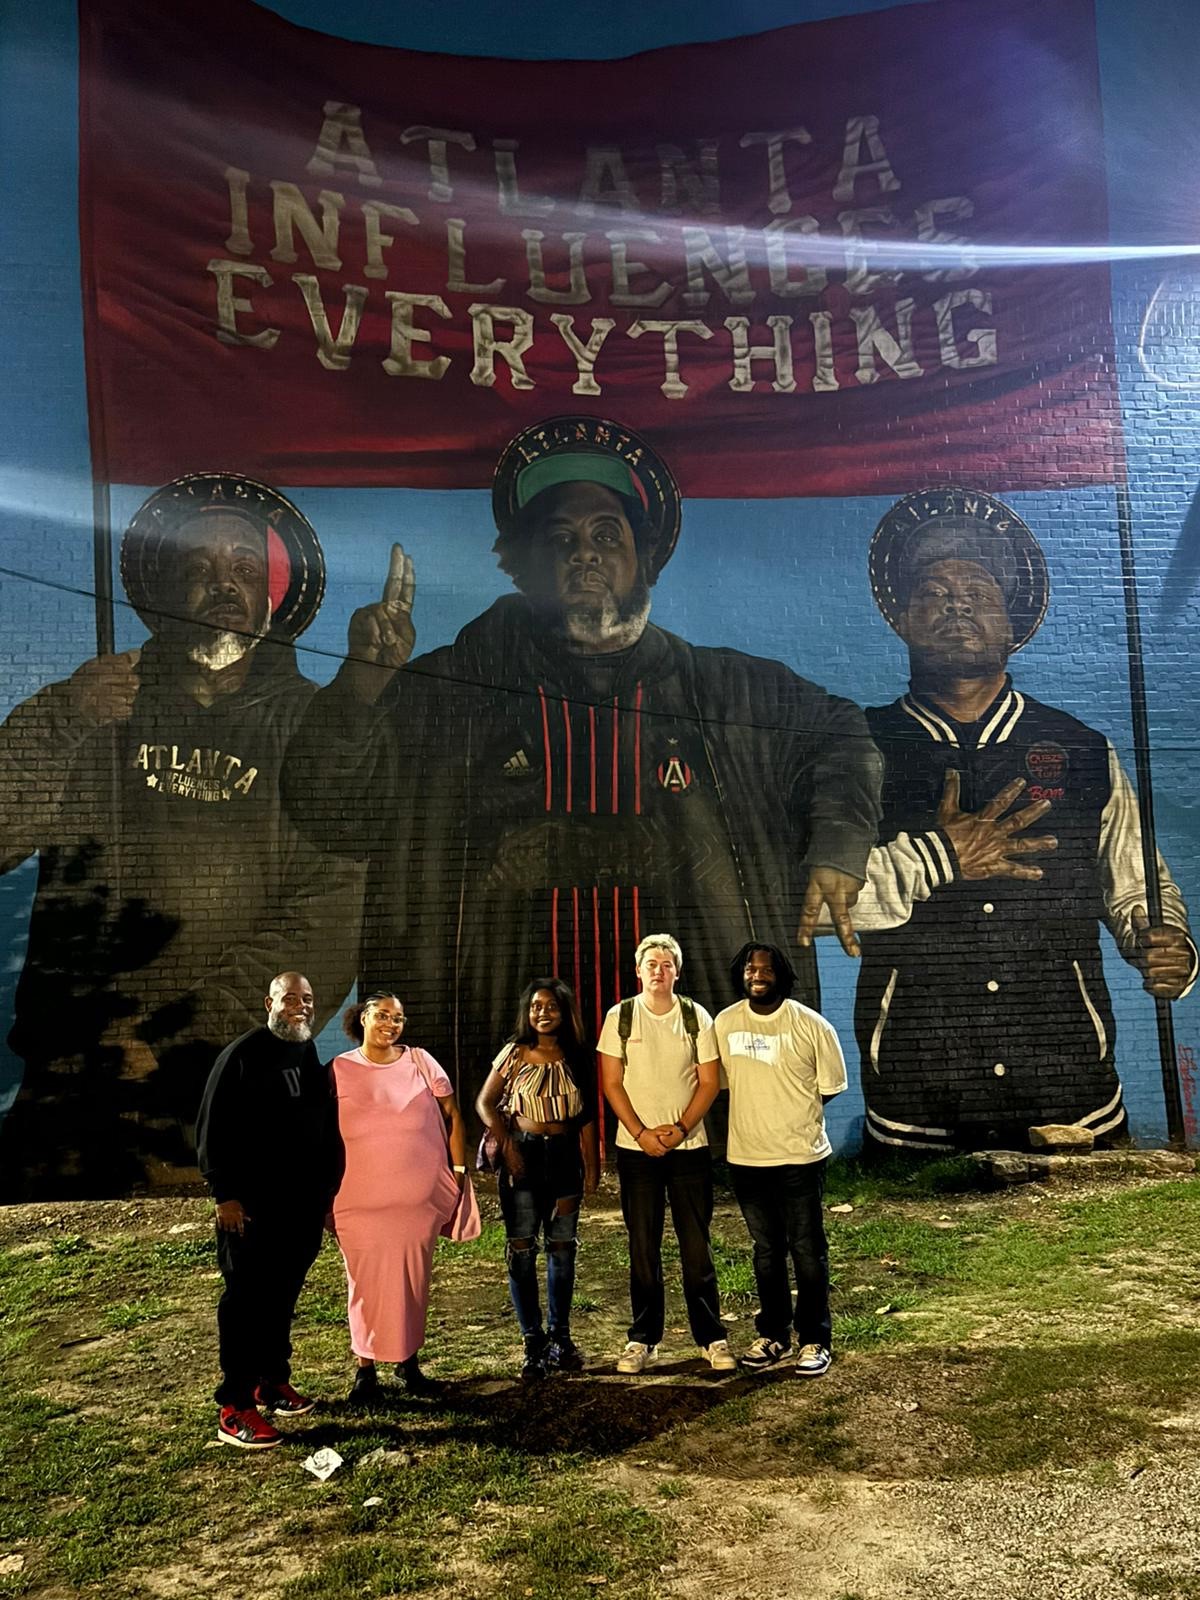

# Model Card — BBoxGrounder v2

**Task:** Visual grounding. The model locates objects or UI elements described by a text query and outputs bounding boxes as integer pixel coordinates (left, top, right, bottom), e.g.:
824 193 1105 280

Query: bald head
265 972 314 1041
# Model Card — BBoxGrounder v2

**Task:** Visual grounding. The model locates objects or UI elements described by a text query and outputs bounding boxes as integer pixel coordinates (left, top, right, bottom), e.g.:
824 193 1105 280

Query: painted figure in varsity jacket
854 489 1195 1153
284 417 882 1112
0 476 363 1197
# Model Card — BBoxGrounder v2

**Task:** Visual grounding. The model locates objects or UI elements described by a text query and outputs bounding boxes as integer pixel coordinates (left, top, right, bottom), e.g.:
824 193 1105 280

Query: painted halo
120 473 325 641
492 416 683 582
868 487 1050 653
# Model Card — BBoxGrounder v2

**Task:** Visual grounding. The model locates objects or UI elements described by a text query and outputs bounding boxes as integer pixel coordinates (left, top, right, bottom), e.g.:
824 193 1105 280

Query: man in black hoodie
196 970 343 1450
0 475 363 1197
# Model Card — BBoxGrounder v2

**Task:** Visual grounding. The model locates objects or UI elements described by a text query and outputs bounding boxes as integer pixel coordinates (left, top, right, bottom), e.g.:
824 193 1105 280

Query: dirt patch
0 1195 207 1247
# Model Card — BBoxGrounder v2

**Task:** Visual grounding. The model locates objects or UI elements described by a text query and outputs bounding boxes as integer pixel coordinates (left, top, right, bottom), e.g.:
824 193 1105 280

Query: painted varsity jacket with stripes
853 679 1193 1152
286 595 881 1110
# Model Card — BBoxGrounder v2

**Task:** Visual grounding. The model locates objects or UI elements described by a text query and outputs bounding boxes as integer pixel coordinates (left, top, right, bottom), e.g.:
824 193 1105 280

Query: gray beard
268 1015 312 1043
555 586 651 654
189 601 271 672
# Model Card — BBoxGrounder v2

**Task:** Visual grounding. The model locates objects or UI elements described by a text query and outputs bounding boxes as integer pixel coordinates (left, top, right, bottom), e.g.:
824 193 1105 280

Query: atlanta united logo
657 754 693 793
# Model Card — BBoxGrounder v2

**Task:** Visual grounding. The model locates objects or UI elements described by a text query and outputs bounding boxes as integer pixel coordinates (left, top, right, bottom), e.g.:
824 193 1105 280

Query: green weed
482 1484 672 1600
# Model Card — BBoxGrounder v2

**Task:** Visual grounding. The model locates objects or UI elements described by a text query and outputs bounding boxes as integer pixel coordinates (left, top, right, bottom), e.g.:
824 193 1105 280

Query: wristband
674 1121 688 1138
635 1124 646 1139
452 1165 467 1174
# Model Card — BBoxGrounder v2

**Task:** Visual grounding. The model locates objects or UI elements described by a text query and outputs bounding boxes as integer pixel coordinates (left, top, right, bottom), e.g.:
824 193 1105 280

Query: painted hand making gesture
339 542 417 704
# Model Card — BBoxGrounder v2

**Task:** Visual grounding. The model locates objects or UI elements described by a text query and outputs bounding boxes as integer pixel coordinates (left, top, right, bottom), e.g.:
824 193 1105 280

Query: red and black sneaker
217 1405 282 1449
255 1381 316 1417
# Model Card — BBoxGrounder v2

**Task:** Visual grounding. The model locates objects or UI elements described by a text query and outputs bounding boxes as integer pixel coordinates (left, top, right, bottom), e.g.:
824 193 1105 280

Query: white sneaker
794 1343 832 1378
701 1338 737 1372
616 1340 659 1374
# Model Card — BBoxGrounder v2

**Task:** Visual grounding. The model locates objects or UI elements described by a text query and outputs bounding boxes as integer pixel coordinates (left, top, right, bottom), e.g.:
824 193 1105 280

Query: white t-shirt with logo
597 995 718 1152
715 998 847 1165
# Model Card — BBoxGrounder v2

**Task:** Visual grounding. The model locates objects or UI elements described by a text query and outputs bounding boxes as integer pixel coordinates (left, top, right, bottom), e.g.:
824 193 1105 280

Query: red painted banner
78 0 1120 495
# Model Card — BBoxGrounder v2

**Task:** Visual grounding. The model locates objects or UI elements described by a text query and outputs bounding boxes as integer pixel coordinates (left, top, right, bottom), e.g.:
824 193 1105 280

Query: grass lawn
4 1157 1200 1598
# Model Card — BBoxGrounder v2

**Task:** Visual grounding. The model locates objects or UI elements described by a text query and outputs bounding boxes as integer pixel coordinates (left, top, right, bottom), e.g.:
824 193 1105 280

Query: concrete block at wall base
972 1149 1196 1186
1028 1123 1097 1151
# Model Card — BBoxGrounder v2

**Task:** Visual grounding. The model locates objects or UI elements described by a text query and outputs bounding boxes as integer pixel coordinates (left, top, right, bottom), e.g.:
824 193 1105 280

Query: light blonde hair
634 933 683 972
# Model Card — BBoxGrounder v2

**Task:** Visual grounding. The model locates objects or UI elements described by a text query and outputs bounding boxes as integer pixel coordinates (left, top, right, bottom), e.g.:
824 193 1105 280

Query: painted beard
267 1012 312 1043
554 575 651 653
188 598 272 672
910 639 1011 680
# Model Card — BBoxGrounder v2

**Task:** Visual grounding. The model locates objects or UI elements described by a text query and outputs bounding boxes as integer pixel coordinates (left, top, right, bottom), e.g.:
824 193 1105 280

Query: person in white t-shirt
598 934 734 1375
714 941 847 1379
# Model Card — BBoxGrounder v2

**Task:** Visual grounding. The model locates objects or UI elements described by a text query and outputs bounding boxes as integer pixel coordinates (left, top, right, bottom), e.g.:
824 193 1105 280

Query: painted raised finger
383 542 411 610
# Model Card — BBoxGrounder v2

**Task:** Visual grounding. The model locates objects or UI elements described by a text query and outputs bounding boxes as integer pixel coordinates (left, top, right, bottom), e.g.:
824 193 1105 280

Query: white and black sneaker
794 1343 832 1379
738 1336 788 1373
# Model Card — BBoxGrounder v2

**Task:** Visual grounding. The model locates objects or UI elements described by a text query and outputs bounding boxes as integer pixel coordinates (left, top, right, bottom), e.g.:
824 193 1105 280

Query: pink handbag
408 1047 483 1243
440 1175 482 1242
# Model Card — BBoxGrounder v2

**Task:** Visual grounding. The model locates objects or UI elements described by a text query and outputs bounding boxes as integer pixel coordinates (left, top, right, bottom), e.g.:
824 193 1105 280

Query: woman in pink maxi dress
331 992 468 1403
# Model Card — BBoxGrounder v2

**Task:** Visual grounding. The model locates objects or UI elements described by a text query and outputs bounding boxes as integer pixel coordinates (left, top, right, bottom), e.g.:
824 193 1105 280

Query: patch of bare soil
139 1543 309 1600
608 1453 1200 1600
0 1194 207 1247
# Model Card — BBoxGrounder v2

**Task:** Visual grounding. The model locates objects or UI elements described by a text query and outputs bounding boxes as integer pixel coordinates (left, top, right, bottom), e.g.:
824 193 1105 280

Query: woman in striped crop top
476 976 599 1380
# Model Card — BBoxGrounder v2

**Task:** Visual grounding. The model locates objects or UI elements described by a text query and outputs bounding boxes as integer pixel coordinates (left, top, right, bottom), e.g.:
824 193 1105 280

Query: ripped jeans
497 1130 583 1339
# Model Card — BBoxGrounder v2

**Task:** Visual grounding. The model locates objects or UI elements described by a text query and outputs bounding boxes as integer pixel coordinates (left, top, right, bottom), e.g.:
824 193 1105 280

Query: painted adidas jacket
285 594 882 1110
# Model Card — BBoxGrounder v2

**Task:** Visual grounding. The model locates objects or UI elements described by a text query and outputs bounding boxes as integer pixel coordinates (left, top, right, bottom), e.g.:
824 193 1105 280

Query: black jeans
213 1202 325 1408
728 1159 831 1349
616 1146 724 1348
497 1131 584 1339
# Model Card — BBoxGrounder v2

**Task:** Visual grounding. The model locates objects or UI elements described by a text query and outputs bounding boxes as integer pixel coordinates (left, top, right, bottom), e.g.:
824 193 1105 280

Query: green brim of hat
515 452 641 509
492 416 682 582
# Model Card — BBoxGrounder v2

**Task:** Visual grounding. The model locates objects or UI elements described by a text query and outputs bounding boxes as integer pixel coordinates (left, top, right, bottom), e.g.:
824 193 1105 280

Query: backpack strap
678 995 700 1064
617 997 636 1066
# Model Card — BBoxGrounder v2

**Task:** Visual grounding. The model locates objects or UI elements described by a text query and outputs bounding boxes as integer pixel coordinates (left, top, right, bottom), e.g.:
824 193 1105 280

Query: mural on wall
1 0 1194 1194
855 490 1195 1153
0 478 364 1197
282 415 882 1103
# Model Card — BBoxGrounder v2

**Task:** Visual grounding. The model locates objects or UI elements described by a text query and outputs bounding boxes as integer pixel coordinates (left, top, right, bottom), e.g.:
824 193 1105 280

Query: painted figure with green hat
284 417 884 1123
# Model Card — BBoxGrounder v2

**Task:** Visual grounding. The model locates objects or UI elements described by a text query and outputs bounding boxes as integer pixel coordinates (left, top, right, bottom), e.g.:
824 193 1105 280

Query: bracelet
452 1165 467 1174
674 1121 688 1138
634 1124 646 1139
